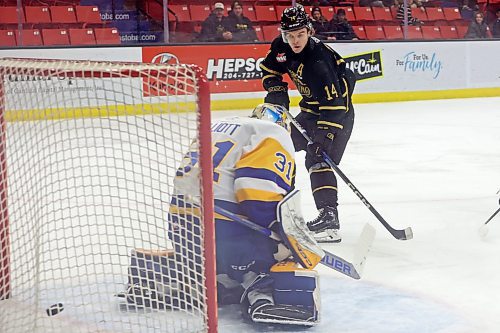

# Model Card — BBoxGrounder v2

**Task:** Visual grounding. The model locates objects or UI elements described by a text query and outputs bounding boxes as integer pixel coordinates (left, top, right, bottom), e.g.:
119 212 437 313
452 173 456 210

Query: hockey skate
307 206 341 243
249 300 317 326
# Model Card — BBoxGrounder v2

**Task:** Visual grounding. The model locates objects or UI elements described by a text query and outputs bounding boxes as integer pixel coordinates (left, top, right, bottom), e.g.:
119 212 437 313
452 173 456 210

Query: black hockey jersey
260 36 355 131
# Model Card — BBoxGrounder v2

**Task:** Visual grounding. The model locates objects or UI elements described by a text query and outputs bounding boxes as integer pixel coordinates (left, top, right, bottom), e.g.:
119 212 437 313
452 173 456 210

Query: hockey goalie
120 104 325 326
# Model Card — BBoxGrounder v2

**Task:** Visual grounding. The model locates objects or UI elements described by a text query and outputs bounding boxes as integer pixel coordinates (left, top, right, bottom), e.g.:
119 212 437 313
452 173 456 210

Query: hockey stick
284 109 413 241
213 205 375 280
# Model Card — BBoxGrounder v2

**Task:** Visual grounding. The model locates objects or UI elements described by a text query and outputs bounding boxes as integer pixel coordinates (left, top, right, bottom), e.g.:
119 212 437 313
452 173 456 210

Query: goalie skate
307 206 341 243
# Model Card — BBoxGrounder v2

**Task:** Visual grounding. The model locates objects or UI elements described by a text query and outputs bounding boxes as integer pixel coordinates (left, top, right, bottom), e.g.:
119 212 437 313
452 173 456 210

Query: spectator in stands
465 11 489 38
330 9 359 40
311 7 334 40
396 0 423 25
196 2 232 42
493 9 500 38
458 0 479 20
224 1 258 42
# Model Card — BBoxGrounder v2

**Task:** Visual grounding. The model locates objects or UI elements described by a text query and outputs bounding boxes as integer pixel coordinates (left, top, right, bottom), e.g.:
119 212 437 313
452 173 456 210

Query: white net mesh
0 58 213 333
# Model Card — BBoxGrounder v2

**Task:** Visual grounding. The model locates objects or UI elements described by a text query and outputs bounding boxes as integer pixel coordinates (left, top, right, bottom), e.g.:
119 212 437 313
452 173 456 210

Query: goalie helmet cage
0 58 217 333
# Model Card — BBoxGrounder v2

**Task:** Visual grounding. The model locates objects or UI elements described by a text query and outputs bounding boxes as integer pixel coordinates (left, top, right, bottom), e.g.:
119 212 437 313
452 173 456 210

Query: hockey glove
307 124 337 158
264 82 290 110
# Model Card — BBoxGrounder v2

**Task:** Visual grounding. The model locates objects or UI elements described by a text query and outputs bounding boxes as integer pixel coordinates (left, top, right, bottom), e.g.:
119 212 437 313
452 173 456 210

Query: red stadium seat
68 28 96 45
24 6 51 25
243 5 257 21
411 7 427 21
425 7 445 21
439 25 459 39
42 28 70 45
0 6 24 25
421 26 442 39
372 7 393 22
262 24 280 41
75 6 103 25
50 6 77 24
254 5 278 22
275 5 288 20
0 30 16 47
254 25 264 41
352 25 367 40
455 25 468 38
16 29 43 46
443 7 462 21
94 27 121 44
383 25 403 39
169 5 191 22
189 5 211 22
407 25 423 39
365 26 385 40
353 7 374 23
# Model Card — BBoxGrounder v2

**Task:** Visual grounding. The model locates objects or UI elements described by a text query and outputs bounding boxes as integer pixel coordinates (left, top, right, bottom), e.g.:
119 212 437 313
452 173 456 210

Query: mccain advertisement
142 44 383 95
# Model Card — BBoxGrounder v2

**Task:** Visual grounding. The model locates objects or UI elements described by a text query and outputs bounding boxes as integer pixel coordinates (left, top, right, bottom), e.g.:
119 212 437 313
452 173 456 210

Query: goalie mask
251 103 289 131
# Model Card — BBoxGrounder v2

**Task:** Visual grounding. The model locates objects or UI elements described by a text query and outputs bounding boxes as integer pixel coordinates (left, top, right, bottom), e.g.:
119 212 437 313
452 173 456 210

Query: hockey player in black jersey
260 4 356 243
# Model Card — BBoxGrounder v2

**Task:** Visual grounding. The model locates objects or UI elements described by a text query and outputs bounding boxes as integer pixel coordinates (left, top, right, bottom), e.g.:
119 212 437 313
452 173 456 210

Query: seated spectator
493 9 500 38
458 0 479 20
224 1 258 42
330 9 359 40
195 2 232 42
465 11 489 38
311 6 333 40
396 0 423 25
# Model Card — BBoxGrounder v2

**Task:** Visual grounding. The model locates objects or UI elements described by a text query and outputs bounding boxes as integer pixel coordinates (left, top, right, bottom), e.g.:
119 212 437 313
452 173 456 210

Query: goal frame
0 58 217 333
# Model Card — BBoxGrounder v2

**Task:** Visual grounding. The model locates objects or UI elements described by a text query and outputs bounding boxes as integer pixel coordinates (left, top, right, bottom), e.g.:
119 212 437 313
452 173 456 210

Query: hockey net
0 58 216 333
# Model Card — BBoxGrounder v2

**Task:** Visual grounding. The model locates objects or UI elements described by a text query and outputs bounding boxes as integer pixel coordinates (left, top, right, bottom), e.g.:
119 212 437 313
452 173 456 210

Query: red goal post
0 58 216 333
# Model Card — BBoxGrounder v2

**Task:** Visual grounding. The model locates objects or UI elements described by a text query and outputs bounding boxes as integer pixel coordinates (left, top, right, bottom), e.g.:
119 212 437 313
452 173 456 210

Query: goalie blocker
118 191 322 326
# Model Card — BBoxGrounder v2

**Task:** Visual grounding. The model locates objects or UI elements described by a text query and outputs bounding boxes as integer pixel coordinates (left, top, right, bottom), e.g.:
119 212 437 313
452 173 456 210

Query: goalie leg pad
269 261 320 324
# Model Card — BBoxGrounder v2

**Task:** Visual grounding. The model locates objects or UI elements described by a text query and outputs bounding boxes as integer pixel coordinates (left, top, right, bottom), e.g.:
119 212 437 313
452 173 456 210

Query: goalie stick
283 109 413 241
213 205 375 280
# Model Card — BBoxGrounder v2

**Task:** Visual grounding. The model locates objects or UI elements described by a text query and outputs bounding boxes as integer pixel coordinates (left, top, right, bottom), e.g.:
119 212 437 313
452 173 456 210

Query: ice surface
215 97 500 333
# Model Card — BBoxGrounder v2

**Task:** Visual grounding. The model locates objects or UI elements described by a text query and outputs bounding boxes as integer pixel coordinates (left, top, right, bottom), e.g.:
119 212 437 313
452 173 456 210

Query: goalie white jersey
172 116 296 238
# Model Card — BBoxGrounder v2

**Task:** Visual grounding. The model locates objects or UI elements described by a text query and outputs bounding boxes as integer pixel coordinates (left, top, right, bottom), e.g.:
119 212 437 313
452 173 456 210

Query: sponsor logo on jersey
345 50 383 81
276 53 287 63
206 57 265 80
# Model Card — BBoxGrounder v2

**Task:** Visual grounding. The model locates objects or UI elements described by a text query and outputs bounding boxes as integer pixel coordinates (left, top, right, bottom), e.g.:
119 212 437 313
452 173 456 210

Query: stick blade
353 223 376 276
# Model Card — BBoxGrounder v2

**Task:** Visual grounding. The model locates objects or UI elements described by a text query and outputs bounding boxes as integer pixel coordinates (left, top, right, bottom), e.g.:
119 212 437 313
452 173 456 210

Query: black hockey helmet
280 5 312 32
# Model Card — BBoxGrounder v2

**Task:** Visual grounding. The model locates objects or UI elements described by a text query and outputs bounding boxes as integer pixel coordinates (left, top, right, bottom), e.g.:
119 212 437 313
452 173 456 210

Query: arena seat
24 6 51 25
439 25 459 39
42 28 70 45
254 25 264 41
353 7 375 23
338 7 356 22
364 25 385 40
169 5 191 22
421 26 442 39
425 7 446 22
262 24 280 41
383 25 403 39
68 28 96 45
16 29 43 46
372 7 393 22
189 5 211 22
455 25 468 38
411 7 428 21
442 7 462 22
352 25 367 40
0 30 16 47
75 6 103 25
254 5 278 22
407 25 423 39
94 27 121 44
0 6 24 25
243 4 257 21
50 6 77 24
